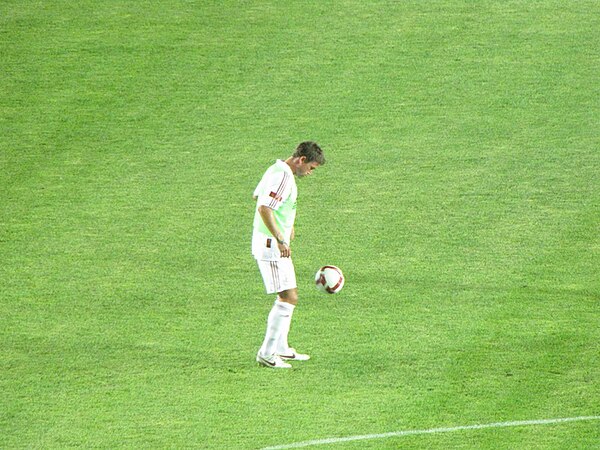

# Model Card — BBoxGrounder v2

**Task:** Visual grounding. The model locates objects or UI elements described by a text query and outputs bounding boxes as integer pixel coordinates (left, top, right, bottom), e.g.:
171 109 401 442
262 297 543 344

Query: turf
1 1 599 448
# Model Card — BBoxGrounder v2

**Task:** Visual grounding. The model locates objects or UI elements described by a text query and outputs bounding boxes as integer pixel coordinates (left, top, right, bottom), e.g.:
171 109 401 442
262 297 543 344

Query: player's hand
278 242 291 258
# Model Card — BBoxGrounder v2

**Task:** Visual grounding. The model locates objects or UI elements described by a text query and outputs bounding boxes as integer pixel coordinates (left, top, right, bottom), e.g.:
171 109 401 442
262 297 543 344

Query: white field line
261 415 600 450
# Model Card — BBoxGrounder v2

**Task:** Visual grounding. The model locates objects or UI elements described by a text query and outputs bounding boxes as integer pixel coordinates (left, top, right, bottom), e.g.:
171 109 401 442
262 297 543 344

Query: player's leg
275 288 297 354
267 261 299 358
258 295 294 356
277 288 310 361
256 260 296 368
278 288 298 305
256 297 293 368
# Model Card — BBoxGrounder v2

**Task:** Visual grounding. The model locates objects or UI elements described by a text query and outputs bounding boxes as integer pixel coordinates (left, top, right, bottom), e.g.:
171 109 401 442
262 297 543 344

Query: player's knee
279 289 298 304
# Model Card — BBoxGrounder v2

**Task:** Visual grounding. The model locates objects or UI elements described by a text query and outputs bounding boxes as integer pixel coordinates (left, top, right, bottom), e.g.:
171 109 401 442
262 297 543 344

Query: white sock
259 298 295 357
276 301 296 354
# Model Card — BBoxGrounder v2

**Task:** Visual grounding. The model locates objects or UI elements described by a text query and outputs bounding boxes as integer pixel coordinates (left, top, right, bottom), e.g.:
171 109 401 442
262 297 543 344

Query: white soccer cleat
278 348 310 361
256 353 292 369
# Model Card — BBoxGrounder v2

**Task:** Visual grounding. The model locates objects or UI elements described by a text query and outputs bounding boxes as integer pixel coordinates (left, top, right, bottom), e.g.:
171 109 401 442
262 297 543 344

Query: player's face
296 158 320 177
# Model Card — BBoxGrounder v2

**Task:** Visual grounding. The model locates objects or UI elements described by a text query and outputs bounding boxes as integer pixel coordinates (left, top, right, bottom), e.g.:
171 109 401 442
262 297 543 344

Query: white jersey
252 160 297 261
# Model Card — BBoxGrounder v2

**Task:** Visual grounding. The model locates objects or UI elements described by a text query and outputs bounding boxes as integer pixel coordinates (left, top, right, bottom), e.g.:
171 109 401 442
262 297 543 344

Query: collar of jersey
276 159 293 175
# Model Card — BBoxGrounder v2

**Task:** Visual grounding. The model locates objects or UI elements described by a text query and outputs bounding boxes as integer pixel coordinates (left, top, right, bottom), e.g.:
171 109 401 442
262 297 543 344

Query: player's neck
284 157 297 173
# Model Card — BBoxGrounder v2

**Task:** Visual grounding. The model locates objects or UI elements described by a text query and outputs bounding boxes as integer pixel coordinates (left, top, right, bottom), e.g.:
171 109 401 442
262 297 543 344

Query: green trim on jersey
257 195 297 238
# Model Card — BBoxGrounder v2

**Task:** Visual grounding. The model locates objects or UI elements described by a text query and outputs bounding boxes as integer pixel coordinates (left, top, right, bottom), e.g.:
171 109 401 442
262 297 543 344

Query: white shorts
256 258 297 294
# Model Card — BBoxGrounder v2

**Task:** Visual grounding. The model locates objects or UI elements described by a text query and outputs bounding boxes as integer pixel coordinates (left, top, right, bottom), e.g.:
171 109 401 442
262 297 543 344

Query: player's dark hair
293 141 326 165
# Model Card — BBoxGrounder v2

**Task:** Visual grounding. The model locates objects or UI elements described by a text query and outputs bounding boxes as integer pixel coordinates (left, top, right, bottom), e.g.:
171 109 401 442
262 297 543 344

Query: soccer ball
315 265 345 294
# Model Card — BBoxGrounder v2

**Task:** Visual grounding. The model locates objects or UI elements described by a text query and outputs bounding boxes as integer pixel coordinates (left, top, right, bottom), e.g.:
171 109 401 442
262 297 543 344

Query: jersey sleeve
255 170 292 211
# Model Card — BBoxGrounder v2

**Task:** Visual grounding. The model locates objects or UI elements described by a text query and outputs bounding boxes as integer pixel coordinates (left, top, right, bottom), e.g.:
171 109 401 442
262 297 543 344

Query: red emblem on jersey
269 191 283 202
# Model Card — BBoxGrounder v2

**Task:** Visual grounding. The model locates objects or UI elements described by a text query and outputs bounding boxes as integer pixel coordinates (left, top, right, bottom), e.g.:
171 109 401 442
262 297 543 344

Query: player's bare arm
257 205 291 258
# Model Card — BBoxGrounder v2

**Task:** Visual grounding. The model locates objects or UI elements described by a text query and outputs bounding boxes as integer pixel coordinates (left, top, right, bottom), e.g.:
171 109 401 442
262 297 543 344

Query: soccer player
252 141 325 368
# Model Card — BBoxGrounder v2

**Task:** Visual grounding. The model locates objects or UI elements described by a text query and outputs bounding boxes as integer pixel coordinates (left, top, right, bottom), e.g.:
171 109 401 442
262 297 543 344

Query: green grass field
2 1 599 448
